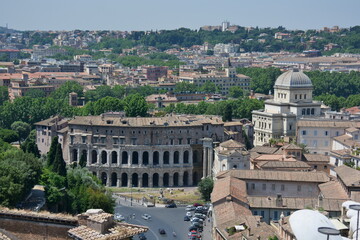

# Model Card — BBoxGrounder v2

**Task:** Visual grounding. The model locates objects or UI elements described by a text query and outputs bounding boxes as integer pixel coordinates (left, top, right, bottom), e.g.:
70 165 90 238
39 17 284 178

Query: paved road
115 197 212 240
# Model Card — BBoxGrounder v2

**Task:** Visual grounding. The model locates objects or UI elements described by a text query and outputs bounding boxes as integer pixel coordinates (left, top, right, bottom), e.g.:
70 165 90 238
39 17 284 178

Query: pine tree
53 143 67 177
47 136 59 167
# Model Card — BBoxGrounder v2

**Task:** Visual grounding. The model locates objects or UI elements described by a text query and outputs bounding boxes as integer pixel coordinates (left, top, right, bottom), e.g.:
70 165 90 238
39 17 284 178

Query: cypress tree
79 153 87 168
47 136 59 167
53 143 67 177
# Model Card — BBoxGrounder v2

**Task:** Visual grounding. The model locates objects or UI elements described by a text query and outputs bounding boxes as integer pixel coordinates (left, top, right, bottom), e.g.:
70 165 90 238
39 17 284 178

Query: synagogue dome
274 69 313 88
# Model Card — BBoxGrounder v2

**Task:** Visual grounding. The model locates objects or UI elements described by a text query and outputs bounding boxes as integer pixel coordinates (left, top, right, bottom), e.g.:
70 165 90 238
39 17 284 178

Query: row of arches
99 171 199 187
73 149 199 166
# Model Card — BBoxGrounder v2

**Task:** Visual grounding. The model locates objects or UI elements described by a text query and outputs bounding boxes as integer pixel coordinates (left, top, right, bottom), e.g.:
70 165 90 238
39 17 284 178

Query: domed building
252 69 322 146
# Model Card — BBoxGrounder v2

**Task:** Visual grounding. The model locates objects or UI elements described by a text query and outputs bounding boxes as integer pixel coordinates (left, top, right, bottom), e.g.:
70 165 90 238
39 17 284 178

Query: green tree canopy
21 130 40 158
24 89 46 98
198 177 214 201
11 121 31 143
0 128 19 143
124 94 148 117
52 143 67 177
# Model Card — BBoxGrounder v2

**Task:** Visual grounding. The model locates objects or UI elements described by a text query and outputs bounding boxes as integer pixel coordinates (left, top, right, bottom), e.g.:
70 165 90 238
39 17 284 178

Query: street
115 197 212 240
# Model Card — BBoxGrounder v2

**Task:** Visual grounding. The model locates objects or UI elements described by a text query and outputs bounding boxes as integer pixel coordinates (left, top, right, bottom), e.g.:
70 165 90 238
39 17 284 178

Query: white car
114 214 125 221
186 211 192 217
142 214 151 220
186 205 195 211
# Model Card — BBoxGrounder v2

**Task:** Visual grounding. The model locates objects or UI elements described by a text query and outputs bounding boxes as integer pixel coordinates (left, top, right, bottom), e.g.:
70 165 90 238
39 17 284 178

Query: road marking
133 219 160 240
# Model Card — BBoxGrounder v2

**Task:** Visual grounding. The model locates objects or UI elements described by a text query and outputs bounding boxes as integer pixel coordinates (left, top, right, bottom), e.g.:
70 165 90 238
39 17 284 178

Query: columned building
36 115 228 187
252 69 321 146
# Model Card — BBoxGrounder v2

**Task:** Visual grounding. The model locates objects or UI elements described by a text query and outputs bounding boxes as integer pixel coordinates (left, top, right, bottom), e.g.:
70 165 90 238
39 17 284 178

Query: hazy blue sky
2 0 360 31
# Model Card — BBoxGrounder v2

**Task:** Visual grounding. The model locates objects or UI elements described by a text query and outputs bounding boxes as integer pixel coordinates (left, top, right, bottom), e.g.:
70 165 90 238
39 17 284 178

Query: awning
330 219 348 230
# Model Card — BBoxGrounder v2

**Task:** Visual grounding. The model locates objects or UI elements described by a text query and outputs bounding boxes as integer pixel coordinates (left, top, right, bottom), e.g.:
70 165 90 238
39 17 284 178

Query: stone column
97 152 101 165
160 151 164 167
189 172 193 186
159 176 164 187
149 151 153 166
128 151 132 167
203 147 208 178
149 175 153 188
208 148 214 177
107 150 110 166
87 149 91 166
77 149 80 163
180 151 184 168
117 177 121 187
128 176 132 187
170 151 174 166
138 176 142 188
117 150 121 167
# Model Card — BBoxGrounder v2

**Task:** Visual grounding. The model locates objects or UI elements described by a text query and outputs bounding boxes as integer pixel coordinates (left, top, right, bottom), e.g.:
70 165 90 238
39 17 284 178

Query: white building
213 139 250 176
252 69 322 146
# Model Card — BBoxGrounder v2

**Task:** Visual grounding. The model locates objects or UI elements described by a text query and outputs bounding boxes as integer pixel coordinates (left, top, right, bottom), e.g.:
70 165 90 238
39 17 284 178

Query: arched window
132 151 139 164
122 151 128 164
174 151 179 164
142 151 149 165
183 151 189 163
101 151 107 164
91 150 97 164
163 151 169 164
153 151 159 165
111 151 117 164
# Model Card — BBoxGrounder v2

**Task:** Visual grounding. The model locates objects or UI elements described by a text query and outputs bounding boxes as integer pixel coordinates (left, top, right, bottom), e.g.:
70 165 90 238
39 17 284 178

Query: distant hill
0 26 17 34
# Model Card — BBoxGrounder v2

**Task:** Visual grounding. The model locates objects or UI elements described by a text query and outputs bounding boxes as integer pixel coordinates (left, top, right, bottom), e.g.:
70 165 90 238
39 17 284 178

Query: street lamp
318 227 340 240
350 204 360 240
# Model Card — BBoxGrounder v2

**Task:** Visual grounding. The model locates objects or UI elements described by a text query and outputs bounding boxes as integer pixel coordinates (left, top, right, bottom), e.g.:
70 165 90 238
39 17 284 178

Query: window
304 94 307 99
120 138 124 144
170 139 174 145
101 137 105 144
325 131 328 136
82 136 86 144
70 136 74 144
261 211 265 218
281 185 285 191
251 183 255 190
131 138 137 145
313 140 318 147
295 94 297 99
314 165 318 169
302 130 307 136
178 139 182 144
297 185 301 191
272 184 275 191
314 130 317 136
336 131 339 136
324 141 329 147
254 211 258 215
187 138 191 144
355 135 359 140
274 211 279 220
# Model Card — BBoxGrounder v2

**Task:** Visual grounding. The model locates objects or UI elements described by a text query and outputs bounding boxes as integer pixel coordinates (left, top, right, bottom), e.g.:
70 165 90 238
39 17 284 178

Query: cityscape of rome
1 0 360 239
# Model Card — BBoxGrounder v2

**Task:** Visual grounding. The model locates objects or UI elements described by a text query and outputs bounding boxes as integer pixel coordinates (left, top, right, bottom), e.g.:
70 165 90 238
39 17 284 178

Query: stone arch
101 151 107 164
111 151 118 164
153 173 159 187
173 172 179 186
163 151 170 164
183 171 189 186
121 173 128 187
142 173 149 187
111 172 117 187
101 172 107 185
163 173 169 187
122 151 128 164
132 173 138 187
142 151 149 165
153 151 159 165
91 150 97 164
183 150 189 164
132 151 139 165
193 172 198 186
174 151 179 164
72 149 78 162
193 150 198 163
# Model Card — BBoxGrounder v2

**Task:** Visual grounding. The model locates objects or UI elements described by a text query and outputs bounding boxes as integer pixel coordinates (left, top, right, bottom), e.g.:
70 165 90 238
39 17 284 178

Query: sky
1 0 360 31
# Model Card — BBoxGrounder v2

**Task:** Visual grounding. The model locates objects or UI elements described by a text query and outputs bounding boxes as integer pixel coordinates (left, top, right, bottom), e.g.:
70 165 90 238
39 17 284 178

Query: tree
124 94 148 117
24 89 45 98
21 130 40 158
199 82 217 93
47 136 59 167
52 143 67 177
228 86 244 98
222 103 233 122
198 177 214 201
0 128 19 143
11 121 31 144
51 81 83 100
0 86 8 105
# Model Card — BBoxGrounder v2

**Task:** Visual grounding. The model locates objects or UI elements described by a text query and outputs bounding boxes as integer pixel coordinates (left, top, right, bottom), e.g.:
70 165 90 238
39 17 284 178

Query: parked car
138 233 147 240
193 203 203 207
158 228 166 234
184 216 191 221
194 213 206 219
114 214 125 221
141 214 151 220
165 203 177 208
186 205 196 211
186 211 192 217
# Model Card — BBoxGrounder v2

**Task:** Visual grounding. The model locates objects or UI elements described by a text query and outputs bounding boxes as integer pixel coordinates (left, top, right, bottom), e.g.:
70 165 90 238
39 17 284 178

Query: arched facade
163 151 169 164
132 151 139 165
111 151 117 164
153 151 159 165
174 151 179 164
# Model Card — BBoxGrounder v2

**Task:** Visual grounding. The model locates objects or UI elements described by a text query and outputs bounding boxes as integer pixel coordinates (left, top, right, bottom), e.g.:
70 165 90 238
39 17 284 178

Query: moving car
158 228 166 235
141 214 151 220
138 233 147 240
165 203 177 208
114 214 125 221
